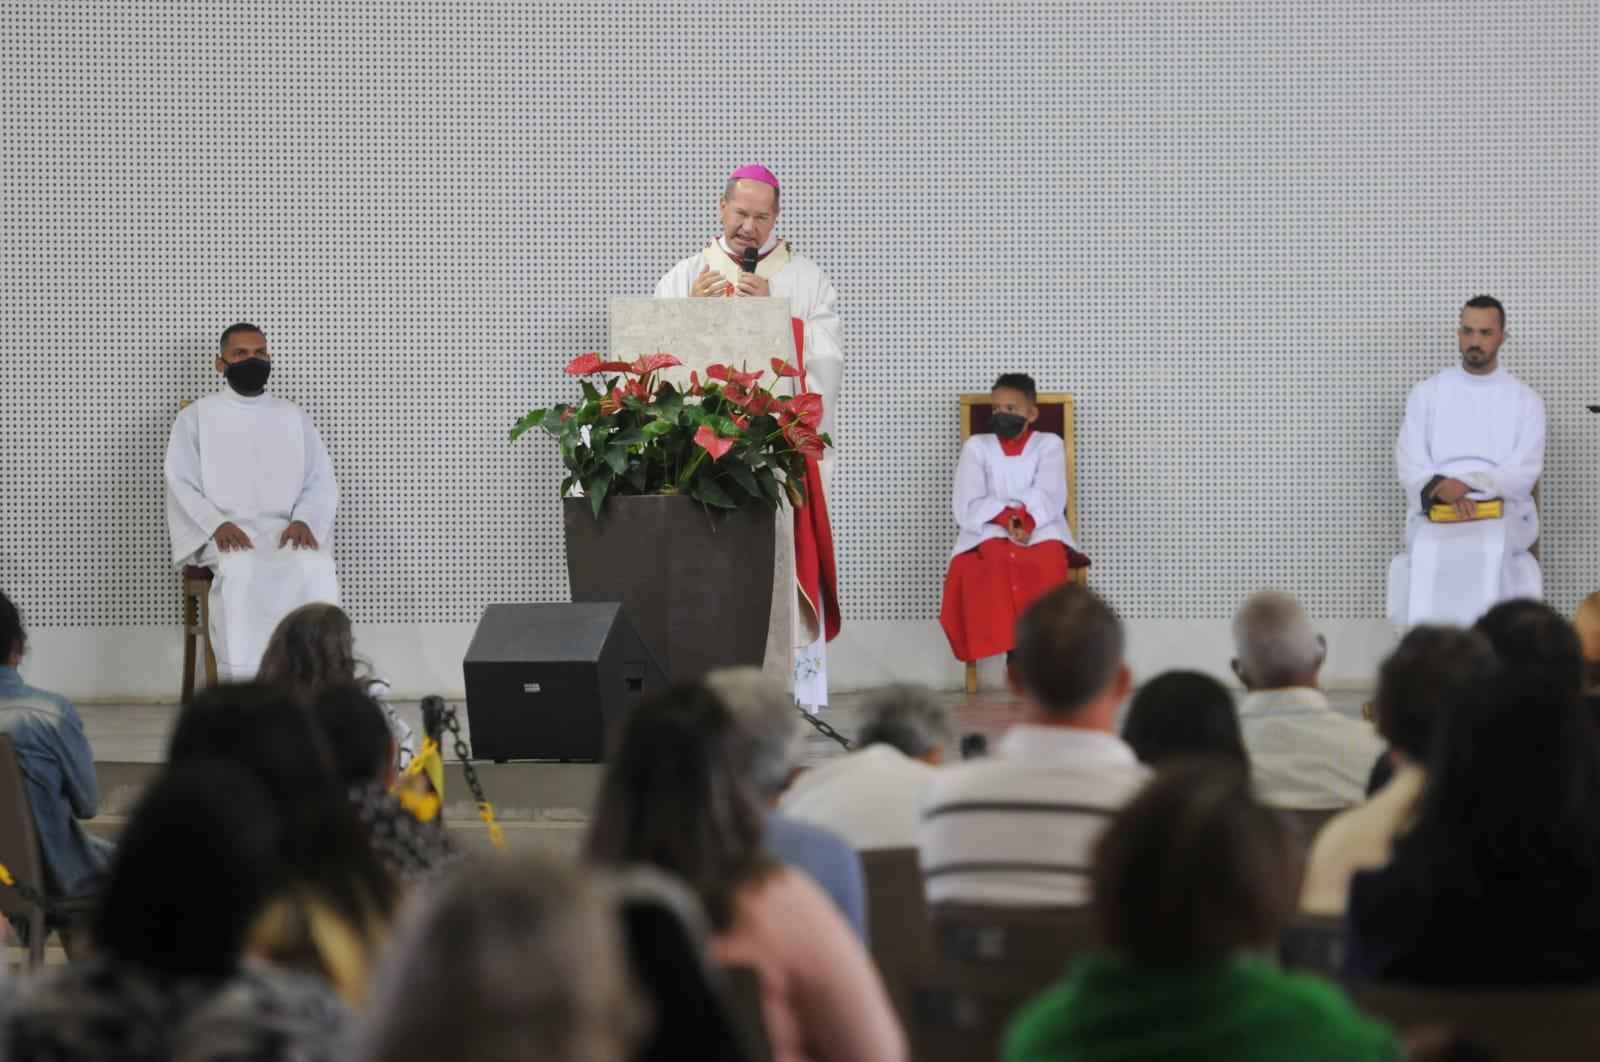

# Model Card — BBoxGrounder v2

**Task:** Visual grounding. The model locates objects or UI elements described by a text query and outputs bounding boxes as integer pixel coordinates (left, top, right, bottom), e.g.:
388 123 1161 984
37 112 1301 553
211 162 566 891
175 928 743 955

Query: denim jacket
0 668 107 897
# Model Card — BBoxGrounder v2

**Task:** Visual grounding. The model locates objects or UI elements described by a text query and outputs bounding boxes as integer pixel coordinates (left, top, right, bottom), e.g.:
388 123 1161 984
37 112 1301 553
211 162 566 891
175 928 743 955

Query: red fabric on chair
182 566 214 582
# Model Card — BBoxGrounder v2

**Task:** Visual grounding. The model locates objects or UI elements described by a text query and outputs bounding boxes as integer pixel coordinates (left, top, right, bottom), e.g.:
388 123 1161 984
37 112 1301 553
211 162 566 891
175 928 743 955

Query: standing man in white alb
1388 295 1545 628
656 165 844 708
165 323 340 680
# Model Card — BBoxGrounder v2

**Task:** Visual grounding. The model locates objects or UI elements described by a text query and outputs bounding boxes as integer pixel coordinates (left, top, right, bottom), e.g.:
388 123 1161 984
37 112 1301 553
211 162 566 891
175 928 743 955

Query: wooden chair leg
965 661 978 695
197 582 219 689
181 589 198 705
28 909 44 970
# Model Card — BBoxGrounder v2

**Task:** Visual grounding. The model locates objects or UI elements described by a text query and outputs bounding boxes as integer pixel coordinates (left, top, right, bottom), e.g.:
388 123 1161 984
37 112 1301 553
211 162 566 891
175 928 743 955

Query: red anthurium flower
565 352 632 375
783 393 824 429
599 387 624 416
708 363 762 388
733 414 750 430
693 424 735 461
629 352 682 376
742 389 776 416
706 363 731 381
782 421 825 458
770 357 801 378
623 377 651 403
687 370 704 396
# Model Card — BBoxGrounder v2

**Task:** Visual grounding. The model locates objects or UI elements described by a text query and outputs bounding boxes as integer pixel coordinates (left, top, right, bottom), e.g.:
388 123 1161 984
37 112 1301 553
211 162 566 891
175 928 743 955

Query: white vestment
165 383 341 680
1388 366 1544 627
656 236 844 705
950 432 1078 558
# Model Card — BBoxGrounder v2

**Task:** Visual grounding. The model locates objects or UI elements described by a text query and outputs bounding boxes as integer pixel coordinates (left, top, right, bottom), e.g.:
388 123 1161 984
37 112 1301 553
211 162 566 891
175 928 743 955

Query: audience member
168 683 398 1005
0 591 111 942
8 762 349 1062
704 666 868 938
357 855 640 1062
1005 761 1399 1062
919 584 1147 905
259 602 417 768
1347 600 1600 986
779 683 951 850
312 683 460 884
1231 591 1385 808
1573 591 1600 715
1301 626 1494 915
1120 670 1247 767
588 683 907 1062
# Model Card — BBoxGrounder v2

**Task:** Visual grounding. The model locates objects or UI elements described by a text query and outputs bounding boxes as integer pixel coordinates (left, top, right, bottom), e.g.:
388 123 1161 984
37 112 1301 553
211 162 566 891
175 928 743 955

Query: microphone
741 246 759 274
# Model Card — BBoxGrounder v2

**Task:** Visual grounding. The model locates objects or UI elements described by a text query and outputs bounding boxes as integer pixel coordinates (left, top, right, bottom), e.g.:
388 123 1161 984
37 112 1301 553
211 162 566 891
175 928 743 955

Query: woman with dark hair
1120 670 1247 767
1006 762 1397 1061
588 683 906 1062
8 761 349 1061
168 683 398 1006
259 602 416 768
1347 600 1600 986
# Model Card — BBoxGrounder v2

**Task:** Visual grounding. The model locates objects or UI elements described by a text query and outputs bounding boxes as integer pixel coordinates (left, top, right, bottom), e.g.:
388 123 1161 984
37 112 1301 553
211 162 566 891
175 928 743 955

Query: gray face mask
224 357 272 395
990 412 1027 440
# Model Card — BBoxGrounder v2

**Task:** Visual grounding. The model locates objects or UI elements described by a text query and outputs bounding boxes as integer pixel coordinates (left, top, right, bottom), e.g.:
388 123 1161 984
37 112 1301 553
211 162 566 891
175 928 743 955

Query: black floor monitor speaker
462 603 667 762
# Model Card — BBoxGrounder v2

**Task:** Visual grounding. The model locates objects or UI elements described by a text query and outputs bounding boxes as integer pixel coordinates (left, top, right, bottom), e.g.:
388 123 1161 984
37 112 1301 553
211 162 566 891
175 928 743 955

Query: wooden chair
0 735 50 967
180 566 218 703
957 393 1085 694
909 904 1097 1062
1353 983 1600 1062
859 847 935 1023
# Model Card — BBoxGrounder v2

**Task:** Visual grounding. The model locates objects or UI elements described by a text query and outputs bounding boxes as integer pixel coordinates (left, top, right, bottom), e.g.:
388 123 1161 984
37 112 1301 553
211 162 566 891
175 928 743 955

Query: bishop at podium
656 165 844 707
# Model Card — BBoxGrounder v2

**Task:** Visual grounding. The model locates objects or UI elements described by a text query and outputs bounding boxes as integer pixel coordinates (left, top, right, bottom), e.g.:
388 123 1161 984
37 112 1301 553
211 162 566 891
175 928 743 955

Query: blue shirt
765 812 868 941
0 668 108 897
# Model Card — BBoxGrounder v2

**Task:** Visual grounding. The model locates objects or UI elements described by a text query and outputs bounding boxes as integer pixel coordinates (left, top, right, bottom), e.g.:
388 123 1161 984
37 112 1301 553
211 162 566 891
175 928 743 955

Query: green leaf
580 379 602 403
509 409 546 442
584 472 610 519
609 425 645 447
603 444 630 476
540 405 570 437
653 383 684 419
725 460 760 499
642 419 676 439
756 468 783 505
690 475 737 509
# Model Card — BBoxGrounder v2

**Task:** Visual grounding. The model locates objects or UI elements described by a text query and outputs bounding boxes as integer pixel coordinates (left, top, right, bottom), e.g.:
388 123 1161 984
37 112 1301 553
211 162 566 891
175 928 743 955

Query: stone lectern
605 296 800 689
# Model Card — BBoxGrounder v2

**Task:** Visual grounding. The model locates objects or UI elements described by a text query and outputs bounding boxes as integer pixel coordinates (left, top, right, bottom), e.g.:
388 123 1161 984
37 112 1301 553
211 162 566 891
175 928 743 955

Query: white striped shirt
917 725 1149 906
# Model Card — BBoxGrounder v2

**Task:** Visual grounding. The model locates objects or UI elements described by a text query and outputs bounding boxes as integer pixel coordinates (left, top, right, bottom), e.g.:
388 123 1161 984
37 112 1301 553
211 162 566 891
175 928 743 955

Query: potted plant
512 352 830 680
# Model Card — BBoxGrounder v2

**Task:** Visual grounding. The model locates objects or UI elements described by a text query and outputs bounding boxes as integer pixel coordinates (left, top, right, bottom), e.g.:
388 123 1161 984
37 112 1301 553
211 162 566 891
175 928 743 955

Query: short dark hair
0 591 23 660
312 683 394 786
1474 599 1582 707
219 321 265 349
1463 294 1506 329
992 373 1037 402
1375 626 1497 761
1122 671 1247 768
1092 760 1301 964
1014 584 1124 717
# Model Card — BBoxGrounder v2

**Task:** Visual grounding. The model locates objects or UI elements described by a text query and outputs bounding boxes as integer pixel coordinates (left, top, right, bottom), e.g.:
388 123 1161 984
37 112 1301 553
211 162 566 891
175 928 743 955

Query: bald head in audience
1231 591 1326 691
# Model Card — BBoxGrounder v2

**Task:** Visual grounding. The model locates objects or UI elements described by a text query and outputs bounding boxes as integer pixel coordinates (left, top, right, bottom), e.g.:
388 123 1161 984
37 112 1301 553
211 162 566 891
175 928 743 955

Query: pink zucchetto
728 164 780 190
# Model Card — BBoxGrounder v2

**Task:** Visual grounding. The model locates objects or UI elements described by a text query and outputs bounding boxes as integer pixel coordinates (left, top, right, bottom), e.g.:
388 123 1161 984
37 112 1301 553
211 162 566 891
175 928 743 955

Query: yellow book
1428 498 1503 523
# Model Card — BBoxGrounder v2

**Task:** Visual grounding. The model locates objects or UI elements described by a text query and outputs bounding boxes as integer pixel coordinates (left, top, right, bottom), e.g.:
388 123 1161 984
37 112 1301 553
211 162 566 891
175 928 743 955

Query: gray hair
1232 591 1325 689
721 177 780 207
856 684 953 758
357 856 640 1062
703 667 803 797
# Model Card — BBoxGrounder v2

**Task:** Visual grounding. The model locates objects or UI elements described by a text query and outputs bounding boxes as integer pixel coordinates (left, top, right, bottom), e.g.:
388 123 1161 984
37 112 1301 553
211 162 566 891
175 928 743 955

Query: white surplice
165 382 341 680
949 432 1078 558
1388 365 1544 627
656 235 844 706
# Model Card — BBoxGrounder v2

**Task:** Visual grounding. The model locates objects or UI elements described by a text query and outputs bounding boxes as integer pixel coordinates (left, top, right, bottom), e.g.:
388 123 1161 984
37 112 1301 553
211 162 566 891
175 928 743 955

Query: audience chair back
1354 983 1600 1062
860 847 935 1022
958 392 1085 693
909 904 1097 1062
0 735 49 967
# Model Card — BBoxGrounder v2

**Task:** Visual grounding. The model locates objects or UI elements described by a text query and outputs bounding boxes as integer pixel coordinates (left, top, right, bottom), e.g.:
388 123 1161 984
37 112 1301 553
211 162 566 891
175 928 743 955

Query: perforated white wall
2 3 1596 696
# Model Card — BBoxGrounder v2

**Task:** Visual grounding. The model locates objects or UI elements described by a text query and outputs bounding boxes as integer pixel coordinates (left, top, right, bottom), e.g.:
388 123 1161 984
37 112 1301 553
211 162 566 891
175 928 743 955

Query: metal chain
796 704 853 751
440 703 493 810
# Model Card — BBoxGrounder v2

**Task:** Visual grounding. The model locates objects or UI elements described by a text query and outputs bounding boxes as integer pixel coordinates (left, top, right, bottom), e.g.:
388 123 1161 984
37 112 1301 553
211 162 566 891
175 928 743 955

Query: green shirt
1005 954 1400 1062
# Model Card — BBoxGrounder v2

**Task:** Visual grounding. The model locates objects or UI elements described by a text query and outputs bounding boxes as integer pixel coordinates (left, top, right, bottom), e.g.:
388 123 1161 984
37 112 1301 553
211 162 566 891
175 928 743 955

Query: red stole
791 318 841 643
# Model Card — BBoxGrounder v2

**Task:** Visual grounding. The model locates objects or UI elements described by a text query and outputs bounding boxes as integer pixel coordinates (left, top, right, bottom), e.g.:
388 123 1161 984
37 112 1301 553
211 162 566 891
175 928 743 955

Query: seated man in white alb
1232 591 1385 810
1388 295 1545 628
165 323 339 680
779 684 952 851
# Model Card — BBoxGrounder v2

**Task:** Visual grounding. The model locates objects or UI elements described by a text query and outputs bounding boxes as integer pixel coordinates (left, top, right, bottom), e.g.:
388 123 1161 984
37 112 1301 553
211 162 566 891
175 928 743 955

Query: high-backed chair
859 847 935 1022
0 735 50 967
1353 983 1600 1062
957 393 1085 694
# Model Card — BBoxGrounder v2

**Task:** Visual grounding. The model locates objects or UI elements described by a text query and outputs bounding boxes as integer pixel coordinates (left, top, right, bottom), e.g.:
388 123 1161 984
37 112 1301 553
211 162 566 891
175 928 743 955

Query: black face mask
224 357 272 396
991 412 1028 440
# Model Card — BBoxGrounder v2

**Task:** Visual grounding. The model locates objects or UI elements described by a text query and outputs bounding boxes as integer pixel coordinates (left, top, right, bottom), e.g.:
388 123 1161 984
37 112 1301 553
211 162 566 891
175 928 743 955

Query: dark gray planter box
563 495 776 683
